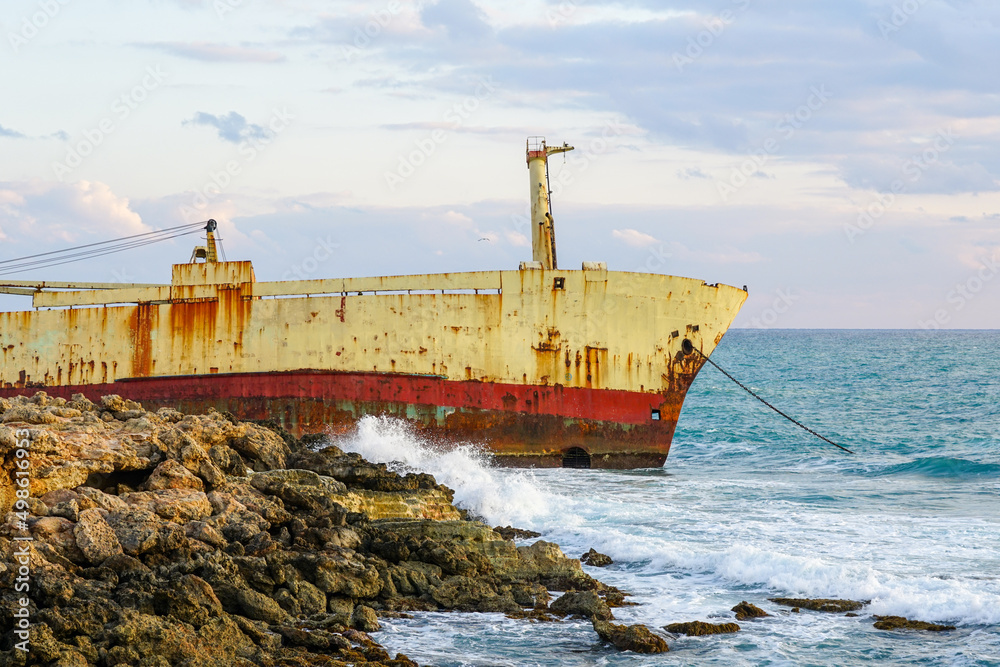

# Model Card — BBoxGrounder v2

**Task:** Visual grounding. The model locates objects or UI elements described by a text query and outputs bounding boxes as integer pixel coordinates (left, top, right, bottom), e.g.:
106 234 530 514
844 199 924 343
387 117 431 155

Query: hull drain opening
561 447 591 469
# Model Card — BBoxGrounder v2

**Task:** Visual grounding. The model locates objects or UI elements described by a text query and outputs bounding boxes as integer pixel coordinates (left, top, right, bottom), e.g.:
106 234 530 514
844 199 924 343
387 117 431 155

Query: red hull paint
1 370 691 469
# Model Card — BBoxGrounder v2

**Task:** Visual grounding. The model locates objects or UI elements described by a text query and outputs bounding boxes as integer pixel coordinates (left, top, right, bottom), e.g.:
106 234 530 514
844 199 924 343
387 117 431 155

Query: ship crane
189 219 220 263
526 137 574 269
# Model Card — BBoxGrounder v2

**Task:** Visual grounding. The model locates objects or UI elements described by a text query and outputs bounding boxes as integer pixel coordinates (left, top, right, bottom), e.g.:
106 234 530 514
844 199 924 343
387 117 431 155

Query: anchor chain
692 347 854 455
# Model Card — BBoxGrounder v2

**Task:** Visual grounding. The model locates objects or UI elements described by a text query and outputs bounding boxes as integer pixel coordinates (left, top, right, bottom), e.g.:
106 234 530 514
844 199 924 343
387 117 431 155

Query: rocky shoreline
0 392 963 665
1 393 637 666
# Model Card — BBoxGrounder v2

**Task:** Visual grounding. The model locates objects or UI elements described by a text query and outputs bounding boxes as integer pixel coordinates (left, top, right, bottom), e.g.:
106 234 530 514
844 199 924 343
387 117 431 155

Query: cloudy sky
1 0 999 328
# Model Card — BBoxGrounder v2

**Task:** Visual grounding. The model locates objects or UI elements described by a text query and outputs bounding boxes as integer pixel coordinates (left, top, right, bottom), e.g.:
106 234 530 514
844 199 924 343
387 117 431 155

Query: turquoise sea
334 330 1000 666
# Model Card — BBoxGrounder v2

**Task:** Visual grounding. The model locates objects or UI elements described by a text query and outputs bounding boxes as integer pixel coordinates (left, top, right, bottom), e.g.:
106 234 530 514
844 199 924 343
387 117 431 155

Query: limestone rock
214 583 288 624
49 499 81 522
248 468 347 509
203 492 271 543
873 615 956 632
581 548 613 567
2 404 57 424
769 598 864 613
290 579 327 616
1 401 631 666
123 488 213 523
304 551 384 599
493 525 541 540
100 395 128 413
156 574 223 627
207 443 247 477
295 446 442 493
593 620 669 653
732 601 770 620
73 508 123 564
226 423 292 471
185 521 228 548
511 540 589 589
429 576 520 613
75 486 129 513
142 459 205 491
352 604 381 632
29 516 85 562
550 590 613 621
664 621 741 636
0 424 17 452
327 596 355 626
68 394 97 413
106 507 167 556
332 488 462 521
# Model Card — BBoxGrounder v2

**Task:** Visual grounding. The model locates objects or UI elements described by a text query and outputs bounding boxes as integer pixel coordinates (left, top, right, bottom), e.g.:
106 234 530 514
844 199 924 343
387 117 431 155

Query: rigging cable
0 222 208 276
692 347 854 455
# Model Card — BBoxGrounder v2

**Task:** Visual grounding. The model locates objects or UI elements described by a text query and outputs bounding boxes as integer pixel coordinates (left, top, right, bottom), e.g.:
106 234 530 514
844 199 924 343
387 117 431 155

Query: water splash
329 415 557 527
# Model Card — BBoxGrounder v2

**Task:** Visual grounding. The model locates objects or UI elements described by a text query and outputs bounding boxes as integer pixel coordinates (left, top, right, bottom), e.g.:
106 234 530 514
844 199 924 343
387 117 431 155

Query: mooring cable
693 348 854 455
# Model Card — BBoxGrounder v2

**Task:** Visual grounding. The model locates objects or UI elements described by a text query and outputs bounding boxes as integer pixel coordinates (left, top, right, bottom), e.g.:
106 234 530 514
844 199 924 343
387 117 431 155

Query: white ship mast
526 137 574 269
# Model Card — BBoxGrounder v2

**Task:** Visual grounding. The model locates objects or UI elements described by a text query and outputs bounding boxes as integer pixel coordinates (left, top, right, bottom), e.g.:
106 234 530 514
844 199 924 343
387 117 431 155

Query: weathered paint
0 260 746 468
2 371 681 468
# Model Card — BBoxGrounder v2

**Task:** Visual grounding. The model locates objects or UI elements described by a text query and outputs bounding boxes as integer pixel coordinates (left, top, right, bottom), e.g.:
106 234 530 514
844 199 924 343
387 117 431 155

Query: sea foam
327 416 1000 627
330 415 557 527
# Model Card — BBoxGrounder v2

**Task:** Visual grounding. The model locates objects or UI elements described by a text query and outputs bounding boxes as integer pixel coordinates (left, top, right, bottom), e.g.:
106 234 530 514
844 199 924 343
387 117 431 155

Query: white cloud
612 228 658 247
2 1 1000 325
142 42 285 63
0 181 146 250
443 210 474 226
506 230 530 247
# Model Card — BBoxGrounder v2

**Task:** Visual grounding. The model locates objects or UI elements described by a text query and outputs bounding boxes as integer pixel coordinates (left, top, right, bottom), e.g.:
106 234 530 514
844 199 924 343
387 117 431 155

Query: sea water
331 330 1000 666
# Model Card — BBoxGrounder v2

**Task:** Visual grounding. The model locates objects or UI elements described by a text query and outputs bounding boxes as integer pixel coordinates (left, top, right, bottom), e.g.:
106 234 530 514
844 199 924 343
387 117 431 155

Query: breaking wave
328 415 557 527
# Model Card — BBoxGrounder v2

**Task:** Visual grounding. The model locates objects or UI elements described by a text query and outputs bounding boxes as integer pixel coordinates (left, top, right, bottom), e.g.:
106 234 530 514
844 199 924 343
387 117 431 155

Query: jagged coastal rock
732 601 769 620
592 620 669 653
872 616 957 632
0 393 623 666
768 598 865 613
580 548 613 567
492 526 541 540
549 591 613 621
664 621 740 636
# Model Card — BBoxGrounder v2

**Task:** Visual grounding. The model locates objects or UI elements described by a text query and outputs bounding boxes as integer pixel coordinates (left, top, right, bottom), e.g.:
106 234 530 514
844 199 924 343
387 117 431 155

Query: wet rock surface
593 620 669 653
732 601 770 620
550 591 613 621
0 393 617 666
492 526 541 540
664 621 741 636
872 616 957 632
580 548 613 567
769 598 865 613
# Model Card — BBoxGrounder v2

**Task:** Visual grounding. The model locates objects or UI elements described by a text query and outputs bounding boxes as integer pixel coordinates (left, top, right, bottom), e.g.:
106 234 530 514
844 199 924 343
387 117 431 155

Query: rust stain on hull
0 368 703 469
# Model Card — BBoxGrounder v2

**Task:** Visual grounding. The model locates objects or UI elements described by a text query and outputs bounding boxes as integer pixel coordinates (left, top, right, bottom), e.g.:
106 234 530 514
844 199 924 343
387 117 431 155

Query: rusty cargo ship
0 139 747 469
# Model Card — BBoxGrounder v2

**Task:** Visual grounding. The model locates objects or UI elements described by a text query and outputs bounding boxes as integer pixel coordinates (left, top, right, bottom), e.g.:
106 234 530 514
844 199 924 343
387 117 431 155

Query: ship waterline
0 262 746 468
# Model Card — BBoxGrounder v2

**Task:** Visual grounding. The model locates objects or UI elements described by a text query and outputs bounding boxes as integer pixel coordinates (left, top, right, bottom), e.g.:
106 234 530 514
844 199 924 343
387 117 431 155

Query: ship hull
0 369 689 468
1 263 746 469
